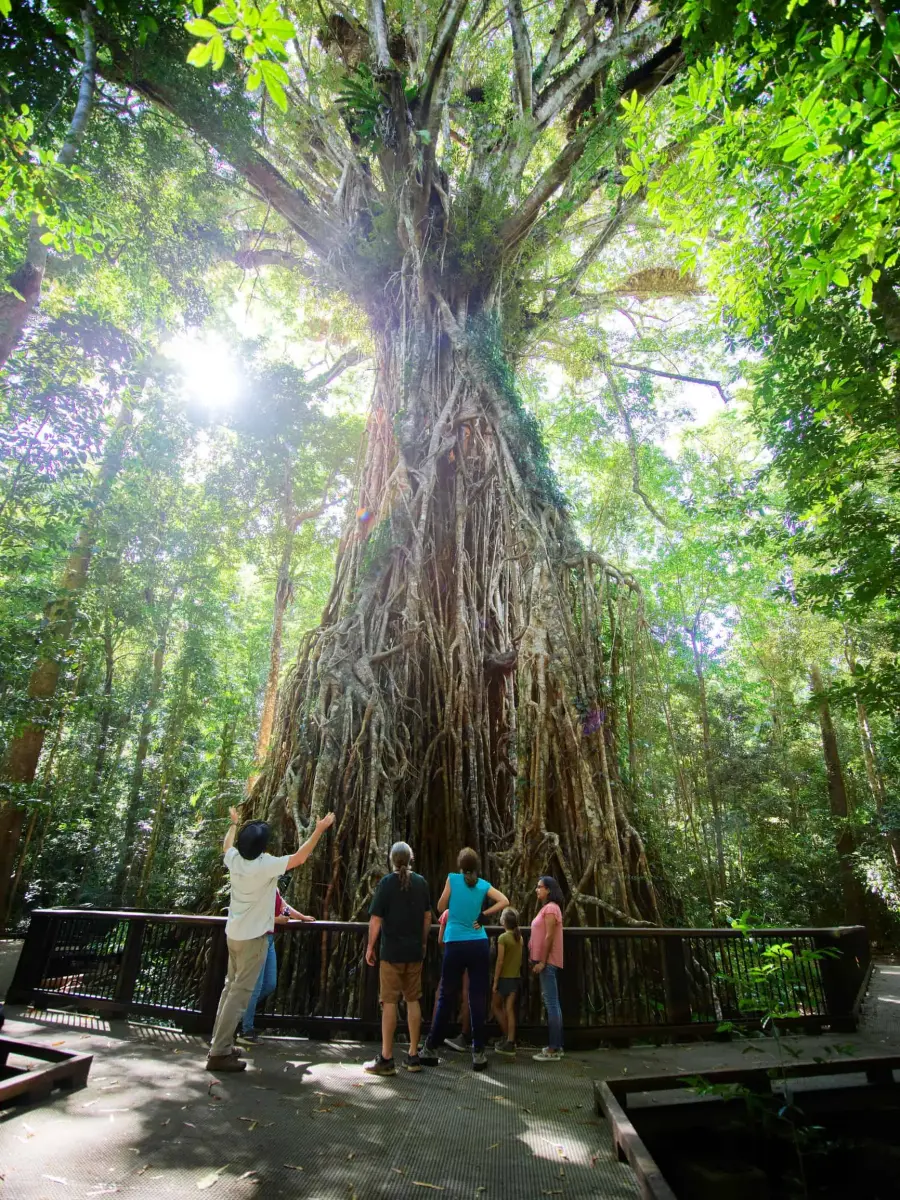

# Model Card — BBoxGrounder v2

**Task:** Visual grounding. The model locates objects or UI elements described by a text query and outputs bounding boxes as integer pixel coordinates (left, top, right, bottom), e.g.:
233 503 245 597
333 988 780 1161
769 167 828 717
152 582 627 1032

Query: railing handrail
25 908 867 939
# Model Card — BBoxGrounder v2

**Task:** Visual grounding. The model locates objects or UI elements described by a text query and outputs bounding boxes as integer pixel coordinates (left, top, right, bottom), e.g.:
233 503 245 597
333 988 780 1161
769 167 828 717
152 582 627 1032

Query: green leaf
208 5 233 23
782 139 810 163
209 33 226 69
860 275 873 308
258 59 289 86
187 41 214 68
185 19 218 37
832 268 849 287
264 77 288 112
831 26 844 58
193 0 204 14
246 64 262 91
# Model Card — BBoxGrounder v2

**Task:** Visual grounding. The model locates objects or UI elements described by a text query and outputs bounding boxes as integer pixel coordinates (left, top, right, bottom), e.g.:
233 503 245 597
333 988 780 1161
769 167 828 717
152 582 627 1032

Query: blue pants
427 940 490 1051
242 933 277 1032
539 964 563 1050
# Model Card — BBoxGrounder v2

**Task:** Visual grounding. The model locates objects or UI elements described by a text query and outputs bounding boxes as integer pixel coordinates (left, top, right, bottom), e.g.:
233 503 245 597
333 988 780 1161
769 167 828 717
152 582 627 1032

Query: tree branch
506 0 534 115
571 890 658 927
533 15 663 130
532 0 579 90
499 127 592 249
610 362 731 404
305 347 367 389
420 0 470 132
600 358 670 528
366 0 392 70
92 30 341 263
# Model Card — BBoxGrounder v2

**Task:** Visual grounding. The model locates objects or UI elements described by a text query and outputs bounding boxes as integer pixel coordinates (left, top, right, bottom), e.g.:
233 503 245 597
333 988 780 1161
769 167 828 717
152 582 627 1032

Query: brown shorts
380 960 423 1004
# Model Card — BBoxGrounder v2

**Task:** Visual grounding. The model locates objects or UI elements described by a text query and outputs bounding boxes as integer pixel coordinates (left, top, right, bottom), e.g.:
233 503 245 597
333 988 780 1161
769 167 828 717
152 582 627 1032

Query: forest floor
0 955 897 1199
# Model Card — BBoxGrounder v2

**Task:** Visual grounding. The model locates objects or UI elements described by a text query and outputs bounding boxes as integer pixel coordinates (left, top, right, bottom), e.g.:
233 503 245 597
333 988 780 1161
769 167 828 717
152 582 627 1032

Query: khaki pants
208 934 269 1058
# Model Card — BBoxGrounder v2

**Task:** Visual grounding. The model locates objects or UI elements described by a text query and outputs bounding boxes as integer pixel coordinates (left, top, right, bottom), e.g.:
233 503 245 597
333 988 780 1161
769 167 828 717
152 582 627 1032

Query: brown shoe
206 1054 247 1073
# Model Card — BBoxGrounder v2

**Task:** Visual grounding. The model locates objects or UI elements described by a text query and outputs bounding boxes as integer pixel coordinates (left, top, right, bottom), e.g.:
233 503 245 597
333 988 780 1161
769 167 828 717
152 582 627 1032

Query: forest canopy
0 0 898 937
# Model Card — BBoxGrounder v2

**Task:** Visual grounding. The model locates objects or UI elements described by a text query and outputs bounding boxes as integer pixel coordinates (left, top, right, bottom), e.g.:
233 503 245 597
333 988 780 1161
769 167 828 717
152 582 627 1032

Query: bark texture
251 298 660 926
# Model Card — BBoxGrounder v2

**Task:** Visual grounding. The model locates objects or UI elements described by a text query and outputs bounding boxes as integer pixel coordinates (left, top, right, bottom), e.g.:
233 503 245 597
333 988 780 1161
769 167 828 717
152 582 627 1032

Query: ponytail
457 847 480 888
390 841 413 890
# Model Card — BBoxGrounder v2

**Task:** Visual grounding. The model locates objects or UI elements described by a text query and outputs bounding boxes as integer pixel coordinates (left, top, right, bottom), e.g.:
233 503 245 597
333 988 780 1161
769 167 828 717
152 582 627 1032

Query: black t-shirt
369 871 431 962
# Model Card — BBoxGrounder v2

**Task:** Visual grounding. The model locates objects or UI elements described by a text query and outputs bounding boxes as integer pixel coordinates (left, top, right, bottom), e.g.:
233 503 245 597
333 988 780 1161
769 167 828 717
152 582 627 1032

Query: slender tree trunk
253 473 334 773
0 9 96 369
85 612 116 817
809 665 867 924
2 707 67 927
843 637 900 873
114 594 174 903
135 654 192 906
254 474 297 768
0 406 133 915
689 622 727 894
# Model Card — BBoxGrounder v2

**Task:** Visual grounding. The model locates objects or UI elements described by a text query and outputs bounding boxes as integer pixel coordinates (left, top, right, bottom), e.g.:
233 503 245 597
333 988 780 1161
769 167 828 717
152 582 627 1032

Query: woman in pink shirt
529 876 564 1061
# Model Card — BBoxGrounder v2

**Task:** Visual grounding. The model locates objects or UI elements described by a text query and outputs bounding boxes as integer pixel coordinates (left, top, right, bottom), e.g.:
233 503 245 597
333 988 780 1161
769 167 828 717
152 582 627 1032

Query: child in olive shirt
492 907 523 1056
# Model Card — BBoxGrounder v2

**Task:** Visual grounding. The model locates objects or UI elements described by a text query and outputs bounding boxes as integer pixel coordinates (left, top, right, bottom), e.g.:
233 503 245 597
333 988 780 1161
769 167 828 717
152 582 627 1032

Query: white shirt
224 846 291 940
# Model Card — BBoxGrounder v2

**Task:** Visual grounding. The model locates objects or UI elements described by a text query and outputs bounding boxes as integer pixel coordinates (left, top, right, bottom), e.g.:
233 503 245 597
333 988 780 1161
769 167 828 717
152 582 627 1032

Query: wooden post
112 919 145 1010
197 925 228 1033
7 910 58 1004
814 929 859 1030
662 935 692 1026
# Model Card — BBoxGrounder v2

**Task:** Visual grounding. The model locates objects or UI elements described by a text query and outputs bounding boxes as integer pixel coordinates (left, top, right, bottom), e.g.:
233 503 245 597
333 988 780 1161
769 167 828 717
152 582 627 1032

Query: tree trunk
254 471 297 768
85 612 116 818
250 303 659 929
809 665 867 925
0 405 133 916
844 638 900 874
114 593 174 903
0 9 96 369
689 622 727 895
135 652 192 906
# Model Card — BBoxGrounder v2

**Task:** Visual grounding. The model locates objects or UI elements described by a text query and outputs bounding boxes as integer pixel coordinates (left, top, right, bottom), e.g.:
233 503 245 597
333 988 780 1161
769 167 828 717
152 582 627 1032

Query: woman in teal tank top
421 848 508 1071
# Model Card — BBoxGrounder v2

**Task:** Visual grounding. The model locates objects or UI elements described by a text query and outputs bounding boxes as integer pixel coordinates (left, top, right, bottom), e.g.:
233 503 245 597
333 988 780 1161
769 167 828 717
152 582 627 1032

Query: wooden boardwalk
0 953 896 1199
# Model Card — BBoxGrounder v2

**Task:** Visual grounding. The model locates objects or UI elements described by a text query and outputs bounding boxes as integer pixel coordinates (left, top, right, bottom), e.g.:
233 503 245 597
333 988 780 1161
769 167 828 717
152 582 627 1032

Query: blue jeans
427 940 490 1051
242 934 277 1032
539 965 563 1051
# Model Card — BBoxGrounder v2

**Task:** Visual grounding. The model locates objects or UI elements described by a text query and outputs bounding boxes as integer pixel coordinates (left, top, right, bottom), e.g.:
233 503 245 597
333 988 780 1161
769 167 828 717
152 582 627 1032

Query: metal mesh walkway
0 1018 637 1199
2 958 898 1198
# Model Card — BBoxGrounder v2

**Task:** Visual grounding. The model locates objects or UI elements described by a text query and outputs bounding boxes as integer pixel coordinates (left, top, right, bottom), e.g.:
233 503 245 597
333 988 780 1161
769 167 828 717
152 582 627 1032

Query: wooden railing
7 910 871 1044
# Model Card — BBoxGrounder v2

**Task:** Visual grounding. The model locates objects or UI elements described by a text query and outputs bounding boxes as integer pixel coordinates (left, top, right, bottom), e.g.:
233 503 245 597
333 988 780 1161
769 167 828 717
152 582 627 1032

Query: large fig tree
12 1 685 923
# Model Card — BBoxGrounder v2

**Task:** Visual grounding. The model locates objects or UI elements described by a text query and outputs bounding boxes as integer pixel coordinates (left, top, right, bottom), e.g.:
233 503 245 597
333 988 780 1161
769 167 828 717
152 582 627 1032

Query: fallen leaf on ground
283 1164 304 1171
347 1152 355 1160
391 1168 406 1176
197 1166 229 1190
491 1095 513 1107
41 1176 68 1185
160 1119 170 1127
51 1040 66 1047
239 1171 256 1180
411 1184 445 1191
487 1143 500 1151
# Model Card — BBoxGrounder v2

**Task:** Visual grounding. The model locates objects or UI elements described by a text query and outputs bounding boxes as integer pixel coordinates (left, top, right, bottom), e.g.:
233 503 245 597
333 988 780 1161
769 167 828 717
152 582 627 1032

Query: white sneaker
532 1048 564 1061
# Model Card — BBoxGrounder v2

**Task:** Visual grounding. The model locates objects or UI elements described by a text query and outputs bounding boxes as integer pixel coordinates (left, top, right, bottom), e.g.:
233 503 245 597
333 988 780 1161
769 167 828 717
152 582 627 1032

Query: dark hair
236 821 270 860
390 841 413 890
501 906 521 943
457 847 480 887
538 875 565 907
